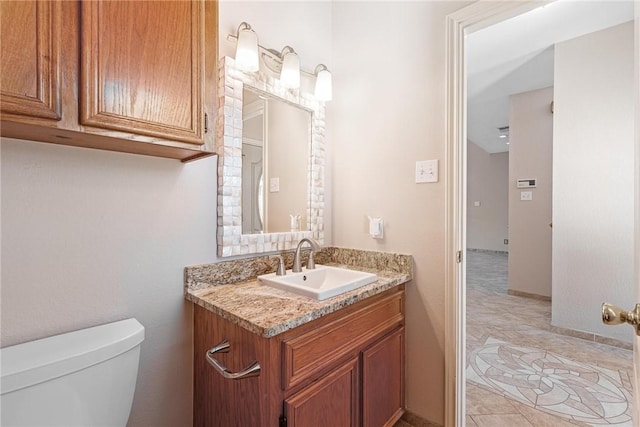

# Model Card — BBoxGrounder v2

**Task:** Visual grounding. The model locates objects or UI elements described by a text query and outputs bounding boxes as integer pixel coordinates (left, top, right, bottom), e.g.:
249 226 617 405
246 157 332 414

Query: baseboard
401 410 442 427
507 289 551 301
548 325 633 350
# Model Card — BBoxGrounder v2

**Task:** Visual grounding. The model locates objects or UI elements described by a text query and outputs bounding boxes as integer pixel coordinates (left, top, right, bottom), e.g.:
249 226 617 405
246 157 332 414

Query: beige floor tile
465 250 634 427
466 415 479 426
465 384 519 415
471 413 535 427
510 401 583 427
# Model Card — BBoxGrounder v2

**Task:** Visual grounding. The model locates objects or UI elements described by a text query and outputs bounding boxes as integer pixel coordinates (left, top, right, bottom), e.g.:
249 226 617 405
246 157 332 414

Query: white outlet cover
520 191 533 201
416 160 438 183
269 177 280 192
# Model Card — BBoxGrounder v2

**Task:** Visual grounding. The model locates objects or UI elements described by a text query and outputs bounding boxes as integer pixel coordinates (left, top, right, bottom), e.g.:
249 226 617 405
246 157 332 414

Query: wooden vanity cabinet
193 285 405 427
0 0 217 162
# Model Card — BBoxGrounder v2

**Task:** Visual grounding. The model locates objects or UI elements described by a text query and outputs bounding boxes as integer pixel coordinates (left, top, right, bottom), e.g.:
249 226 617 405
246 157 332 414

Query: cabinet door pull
205 339 261 380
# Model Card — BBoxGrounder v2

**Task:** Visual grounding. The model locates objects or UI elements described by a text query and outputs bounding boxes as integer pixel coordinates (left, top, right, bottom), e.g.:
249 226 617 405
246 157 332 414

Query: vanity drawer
282 290 404 390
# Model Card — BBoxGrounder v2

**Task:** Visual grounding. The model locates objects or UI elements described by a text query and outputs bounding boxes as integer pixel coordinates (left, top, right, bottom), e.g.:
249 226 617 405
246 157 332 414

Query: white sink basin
258 265 378 301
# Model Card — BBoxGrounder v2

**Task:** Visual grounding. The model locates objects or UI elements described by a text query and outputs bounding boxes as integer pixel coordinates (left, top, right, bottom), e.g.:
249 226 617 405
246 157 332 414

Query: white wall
467 141 509 252
508 87 553 298
553 22 634 342
331 2 468 424
1 138 218 426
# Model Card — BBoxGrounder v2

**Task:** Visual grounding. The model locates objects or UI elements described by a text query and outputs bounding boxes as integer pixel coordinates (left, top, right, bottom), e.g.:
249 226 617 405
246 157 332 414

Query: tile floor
465 250 634 427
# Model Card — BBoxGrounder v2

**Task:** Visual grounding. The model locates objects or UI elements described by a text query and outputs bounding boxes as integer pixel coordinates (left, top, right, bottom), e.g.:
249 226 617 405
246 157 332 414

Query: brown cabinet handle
205 339 261 380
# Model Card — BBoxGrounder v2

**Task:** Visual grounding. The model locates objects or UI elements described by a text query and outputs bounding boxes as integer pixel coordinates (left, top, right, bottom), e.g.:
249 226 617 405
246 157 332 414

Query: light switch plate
416 160 438 183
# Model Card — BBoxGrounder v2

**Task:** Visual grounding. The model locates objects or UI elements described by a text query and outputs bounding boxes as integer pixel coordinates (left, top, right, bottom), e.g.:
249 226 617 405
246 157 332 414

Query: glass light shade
314 69 332 101
235 29 259 72
280 52 300 89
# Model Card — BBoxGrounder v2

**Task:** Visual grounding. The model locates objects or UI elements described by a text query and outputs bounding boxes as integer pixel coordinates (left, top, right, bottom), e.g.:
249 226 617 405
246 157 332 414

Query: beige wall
1 139 218 426
552 22 634 342
467 141 509 252
266 100 309 232
507 87 554 298
331 2 469 423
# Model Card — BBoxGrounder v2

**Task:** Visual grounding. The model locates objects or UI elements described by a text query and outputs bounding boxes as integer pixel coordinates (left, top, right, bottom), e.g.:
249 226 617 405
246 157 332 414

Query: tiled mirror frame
216 56 326 257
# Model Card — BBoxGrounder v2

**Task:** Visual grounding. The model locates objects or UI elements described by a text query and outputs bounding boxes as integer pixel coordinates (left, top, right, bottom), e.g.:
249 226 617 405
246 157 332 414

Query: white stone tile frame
216 56 326 257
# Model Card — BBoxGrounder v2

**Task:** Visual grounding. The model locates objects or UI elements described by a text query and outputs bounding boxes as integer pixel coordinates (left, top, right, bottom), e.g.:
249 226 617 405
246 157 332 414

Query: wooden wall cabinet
194 286 405 427
0 0 217 162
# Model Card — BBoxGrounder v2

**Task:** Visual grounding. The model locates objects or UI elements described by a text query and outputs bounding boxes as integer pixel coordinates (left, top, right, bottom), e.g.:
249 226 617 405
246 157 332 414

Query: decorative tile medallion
467 337 632 426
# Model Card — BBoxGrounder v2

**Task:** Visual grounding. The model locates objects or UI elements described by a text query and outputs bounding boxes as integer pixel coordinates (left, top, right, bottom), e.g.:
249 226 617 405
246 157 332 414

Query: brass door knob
602 302 640 335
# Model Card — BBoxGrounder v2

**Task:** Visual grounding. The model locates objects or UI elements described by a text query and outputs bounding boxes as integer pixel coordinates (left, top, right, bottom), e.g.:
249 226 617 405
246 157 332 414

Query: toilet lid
1 318 144 394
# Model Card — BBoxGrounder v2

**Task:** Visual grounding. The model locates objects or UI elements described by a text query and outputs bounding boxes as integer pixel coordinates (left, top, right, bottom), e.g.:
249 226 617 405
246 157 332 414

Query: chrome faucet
272 255 286 276
292 238 321 273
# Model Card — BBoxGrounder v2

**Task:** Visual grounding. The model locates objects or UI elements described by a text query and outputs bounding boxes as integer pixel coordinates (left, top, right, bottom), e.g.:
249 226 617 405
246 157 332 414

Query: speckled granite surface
184 247 413 337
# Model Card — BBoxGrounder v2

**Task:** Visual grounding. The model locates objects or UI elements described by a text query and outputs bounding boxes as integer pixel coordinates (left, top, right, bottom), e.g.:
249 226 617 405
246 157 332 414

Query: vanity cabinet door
80 0 208 146
0 0 62 120
362 327 405 427
285 357 359 427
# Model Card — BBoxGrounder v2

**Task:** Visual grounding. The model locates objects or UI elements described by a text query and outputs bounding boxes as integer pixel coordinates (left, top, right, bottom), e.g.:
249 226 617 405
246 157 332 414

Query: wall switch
520 191 532 201
473 201 481 207
269 177 280 192
416 160 438 183
504 239 509 245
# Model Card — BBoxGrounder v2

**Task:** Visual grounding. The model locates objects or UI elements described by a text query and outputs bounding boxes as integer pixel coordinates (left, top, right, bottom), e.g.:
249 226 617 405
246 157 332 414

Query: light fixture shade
315 68 332 101
280 51 300 89
235 27 259 72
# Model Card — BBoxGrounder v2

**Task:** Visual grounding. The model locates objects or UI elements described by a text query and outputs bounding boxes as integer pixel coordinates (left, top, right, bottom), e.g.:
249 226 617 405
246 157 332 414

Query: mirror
241 87 311 234
216 56 326 257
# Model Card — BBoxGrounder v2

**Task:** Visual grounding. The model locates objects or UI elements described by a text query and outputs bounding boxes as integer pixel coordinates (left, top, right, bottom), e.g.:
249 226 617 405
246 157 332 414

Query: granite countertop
184 247 413 338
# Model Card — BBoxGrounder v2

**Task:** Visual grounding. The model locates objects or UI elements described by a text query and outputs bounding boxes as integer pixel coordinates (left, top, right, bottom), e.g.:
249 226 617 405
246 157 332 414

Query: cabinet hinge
204 113 209 133
457 250 462 264
279 401 287 427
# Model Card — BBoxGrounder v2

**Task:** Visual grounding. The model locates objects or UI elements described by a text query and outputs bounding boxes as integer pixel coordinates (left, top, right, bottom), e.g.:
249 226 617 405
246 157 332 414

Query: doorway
445 2 639 426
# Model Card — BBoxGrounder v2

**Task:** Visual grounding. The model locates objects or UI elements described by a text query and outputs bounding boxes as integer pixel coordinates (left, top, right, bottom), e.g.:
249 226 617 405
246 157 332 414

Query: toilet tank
1 318 145 427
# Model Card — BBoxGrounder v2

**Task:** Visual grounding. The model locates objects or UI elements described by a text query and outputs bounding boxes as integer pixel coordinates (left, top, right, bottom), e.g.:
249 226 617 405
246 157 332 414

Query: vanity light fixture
314 64 332 101
227 22 332 101
234 22 259 72
279 46 300 89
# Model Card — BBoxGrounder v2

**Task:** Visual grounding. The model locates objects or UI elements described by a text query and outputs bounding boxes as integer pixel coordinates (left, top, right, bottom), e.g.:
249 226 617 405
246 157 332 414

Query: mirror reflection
241 87 311 234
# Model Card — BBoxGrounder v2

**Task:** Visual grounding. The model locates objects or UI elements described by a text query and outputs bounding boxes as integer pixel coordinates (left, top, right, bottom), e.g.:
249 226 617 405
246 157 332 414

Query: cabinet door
0 0 61 120
362 327 405 427
285 357 359 427
81 0 204 145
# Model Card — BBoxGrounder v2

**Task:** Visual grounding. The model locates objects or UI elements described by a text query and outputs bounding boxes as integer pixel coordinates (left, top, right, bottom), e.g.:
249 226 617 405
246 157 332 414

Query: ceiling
467 0 634 154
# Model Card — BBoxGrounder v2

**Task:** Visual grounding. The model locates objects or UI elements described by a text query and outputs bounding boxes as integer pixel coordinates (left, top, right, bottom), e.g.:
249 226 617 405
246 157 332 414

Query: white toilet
1 318 145 427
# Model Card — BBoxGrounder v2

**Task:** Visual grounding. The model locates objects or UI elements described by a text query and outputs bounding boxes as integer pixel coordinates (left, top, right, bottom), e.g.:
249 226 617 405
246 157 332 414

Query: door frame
445 1 640 425
444 1 576 426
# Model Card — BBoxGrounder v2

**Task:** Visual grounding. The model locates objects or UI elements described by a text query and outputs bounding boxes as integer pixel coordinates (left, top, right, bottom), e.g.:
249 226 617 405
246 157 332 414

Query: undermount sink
258 265 378 301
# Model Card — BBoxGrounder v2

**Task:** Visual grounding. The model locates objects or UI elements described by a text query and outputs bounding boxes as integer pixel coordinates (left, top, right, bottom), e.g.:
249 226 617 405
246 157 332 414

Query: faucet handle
307 252 316 270
272 255 286 276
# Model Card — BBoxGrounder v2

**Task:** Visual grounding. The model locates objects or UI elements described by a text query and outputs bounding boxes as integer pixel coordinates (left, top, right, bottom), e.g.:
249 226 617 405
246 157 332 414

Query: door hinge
457 250 462 264
204 113 209 133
